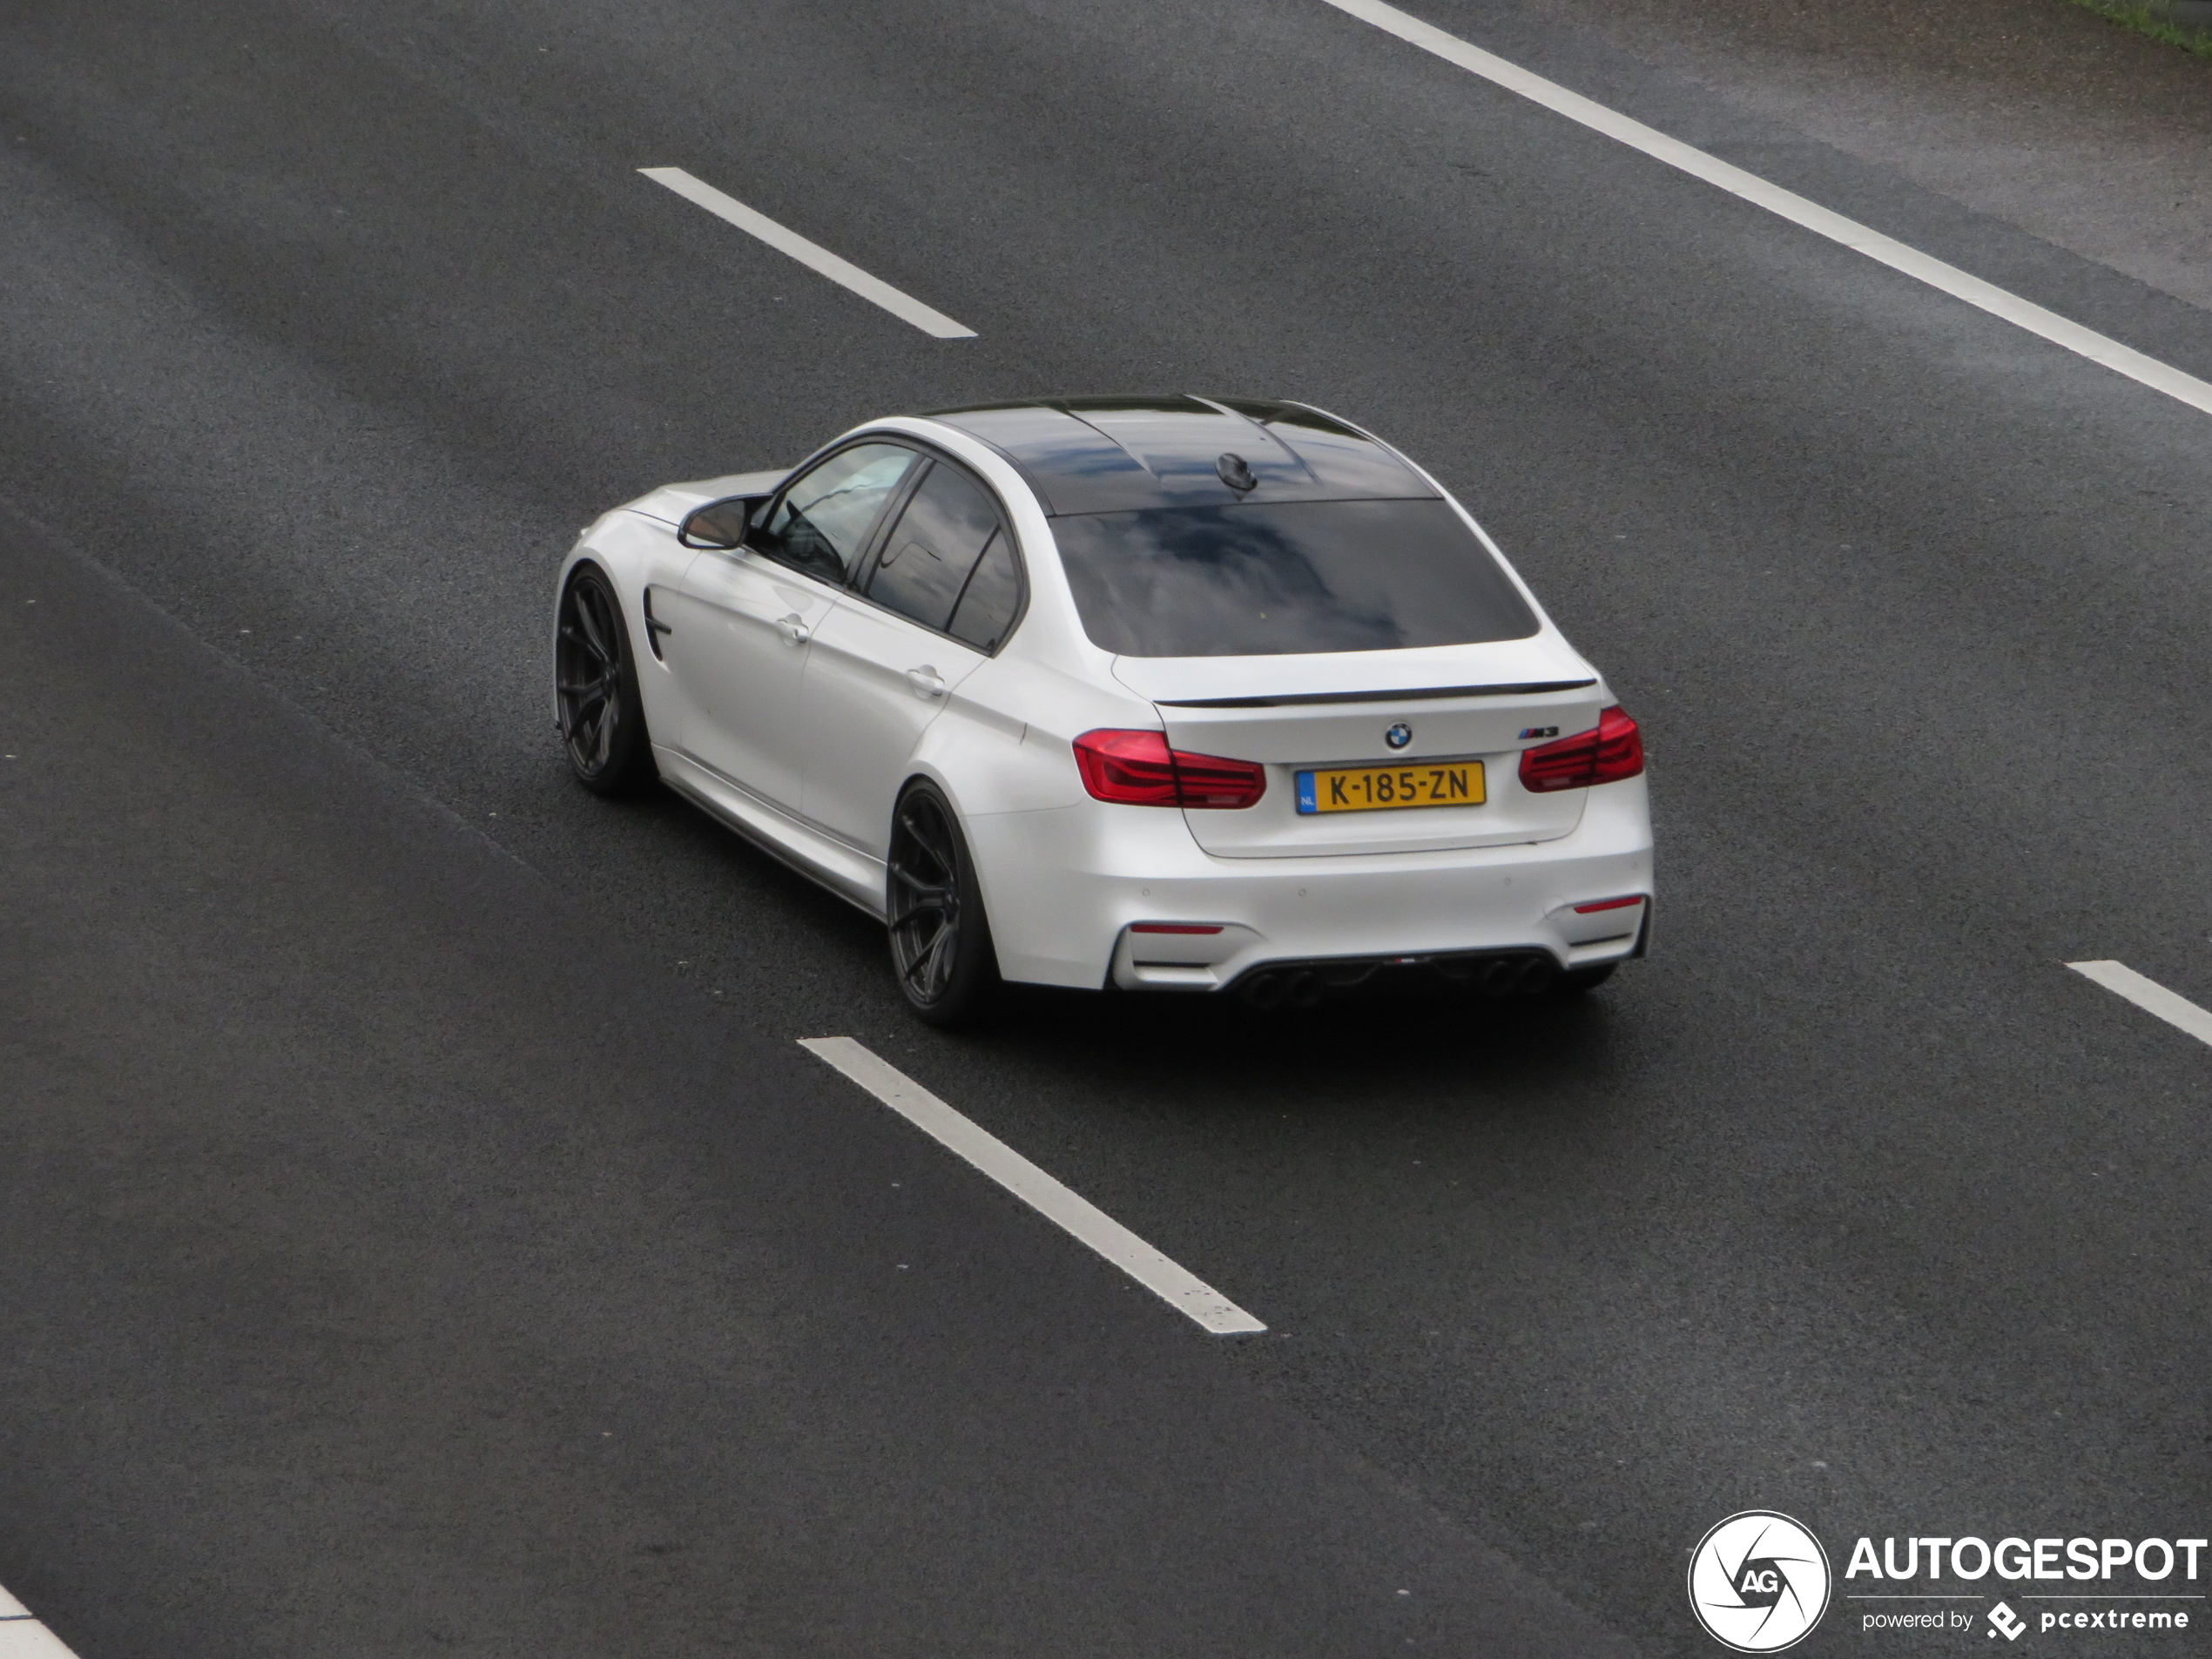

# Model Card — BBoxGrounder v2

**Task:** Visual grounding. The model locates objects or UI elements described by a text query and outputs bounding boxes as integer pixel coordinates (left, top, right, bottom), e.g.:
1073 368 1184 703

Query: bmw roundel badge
1386 722 1413 750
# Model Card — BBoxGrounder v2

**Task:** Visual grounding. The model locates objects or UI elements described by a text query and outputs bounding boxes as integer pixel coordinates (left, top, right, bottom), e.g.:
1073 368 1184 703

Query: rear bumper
966 776 1653 992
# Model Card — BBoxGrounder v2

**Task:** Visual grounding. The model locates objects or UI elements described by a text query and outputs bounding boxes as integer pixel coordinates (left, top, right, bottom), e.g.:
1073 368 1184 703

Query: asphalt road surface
4 2 2209 1655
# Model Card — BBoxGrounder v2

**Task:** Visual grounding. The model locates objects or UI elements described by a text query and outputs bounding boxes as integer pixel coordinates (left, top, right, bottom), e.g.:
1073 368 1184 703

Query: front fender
551 510 691 744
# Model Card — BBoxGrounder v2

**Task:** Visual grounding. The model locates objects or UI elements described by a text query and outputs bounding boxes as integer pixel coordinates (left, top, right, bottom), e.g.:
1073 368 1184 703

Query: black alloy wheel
886 782 1000 1025
556 566 656 795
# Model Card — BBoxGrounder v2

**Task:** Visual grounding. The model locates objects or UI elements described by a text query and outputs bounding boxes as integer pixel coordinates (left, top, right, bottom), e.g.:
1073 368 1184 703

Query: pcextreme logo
1688 1511 1833 1652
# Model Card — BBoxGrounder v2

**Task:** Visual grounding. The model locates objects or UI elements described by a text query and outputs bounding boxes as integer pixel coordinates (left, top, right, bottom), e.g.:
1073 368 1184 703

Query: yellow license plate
1295 760 1486 814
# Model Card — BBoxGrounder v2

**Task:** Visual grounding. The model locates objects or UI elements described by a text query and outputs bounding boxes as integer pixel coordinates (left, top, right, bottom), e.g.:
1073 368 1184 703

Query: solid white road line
0 1584 83 1659
1318 0 2212 421
0 1625 80 1659
638 167 976 341
798 1036 1266 1334
2067 960 2212 1049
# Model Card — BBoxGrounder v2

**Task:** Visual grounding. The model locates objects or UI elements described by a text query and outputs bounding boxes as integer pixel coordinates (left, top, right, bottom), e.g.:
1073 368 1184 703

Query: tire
886 781 1001 1026
1549 962 1617 995
556 565 657 795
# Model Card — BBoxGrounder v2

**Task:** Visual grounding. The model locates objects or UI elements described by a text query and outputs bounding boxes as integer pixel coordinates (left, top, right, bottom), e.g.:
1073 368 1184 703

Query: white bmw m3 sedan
553 395 1652 1023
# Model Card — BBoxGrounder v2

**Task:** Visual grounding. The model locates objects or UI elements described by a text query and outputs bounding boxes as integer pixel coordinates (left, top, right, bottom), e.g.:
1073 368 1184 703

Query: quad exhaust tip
1240 971 1325 1011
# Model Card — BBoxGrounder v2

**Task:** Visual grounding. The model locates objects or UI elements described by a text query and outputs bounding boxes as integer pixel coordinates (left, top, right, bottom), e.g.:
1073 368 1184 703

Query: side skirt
655 747 888 921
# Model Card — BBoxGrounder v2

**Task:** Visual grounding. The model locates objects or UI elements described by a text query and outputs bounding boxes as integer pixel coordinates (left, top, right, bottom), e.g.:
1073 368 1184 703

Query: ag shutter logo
1689 1511 1833 1652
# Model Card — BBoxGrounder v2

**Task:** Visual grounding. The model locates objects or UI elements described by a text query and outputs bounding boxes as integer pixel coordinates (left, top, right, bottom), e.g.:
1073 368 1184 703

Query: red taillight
1072 729 1179 805
1130 923 1224 935
1073 730 1267 810
1518 705 1645 793
1167 748 1270 809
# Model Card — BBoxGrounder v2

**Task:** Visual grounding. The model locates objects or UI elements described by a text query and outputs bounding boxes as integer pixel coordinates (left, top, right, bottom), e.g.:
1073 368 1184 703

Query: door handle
906 666 947 699
776 613 811 646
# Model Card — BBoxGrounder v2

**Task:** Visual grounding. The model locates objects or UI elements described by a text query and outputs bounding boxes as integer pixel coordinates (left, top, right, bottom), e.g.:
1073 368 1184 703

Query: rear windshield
1049 500 1540 658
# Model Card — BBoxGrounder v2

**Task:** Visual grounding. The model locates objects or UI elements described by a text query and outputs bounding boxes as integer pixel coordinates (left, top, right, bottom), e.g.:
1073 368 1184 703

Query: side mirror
678 496 760 550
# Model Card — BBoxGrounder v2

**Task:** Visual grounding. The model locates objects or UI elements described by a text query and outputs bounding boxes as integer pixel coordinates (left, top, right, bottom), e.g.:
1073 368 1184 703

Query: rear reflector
1518 705 1645 792
1073 730 1267 809
1130 923 1225 935
1572 894 1646 914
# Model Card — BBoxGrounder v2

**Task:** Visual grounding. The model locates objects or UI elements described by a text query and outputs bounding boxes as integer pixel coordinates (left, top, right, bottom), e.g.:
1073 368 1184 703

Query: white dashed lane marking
2067 960 2212 1049
0 1582 83 1658
799 1037 1266 1335
1321 0 2212 422
638 167 977 340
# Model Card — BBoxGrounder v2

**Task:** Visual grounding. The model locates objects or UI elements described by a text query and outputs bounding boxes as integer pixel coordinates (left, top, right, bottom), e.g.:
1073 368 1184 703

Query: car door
661 442 920 811
799 457 1023 858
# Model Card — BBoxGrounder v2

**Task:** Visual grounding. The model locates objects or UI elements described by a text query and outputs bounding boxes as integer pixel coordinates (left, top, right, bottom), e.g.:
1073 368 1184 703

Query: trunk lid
1116 642 1604 858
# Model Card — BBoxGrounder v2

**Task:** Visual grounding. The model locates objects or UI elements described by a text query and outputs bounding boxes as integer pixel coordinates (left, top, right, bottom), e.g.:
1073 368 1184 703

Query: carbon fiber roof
918 395 1436 515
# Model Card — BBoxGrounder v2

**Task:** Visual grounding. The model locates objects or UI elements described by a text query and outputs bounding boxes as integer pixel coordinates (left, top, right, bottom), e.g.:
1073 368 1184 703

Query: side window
947 530 1024 652
864 462 1006 635
754 442 918 586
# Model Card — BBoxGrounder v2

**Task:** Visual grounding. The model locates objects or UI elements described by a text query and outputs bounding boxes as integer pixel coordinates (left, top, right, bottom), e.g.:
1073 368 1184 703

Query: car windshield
1049 499 1540 658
